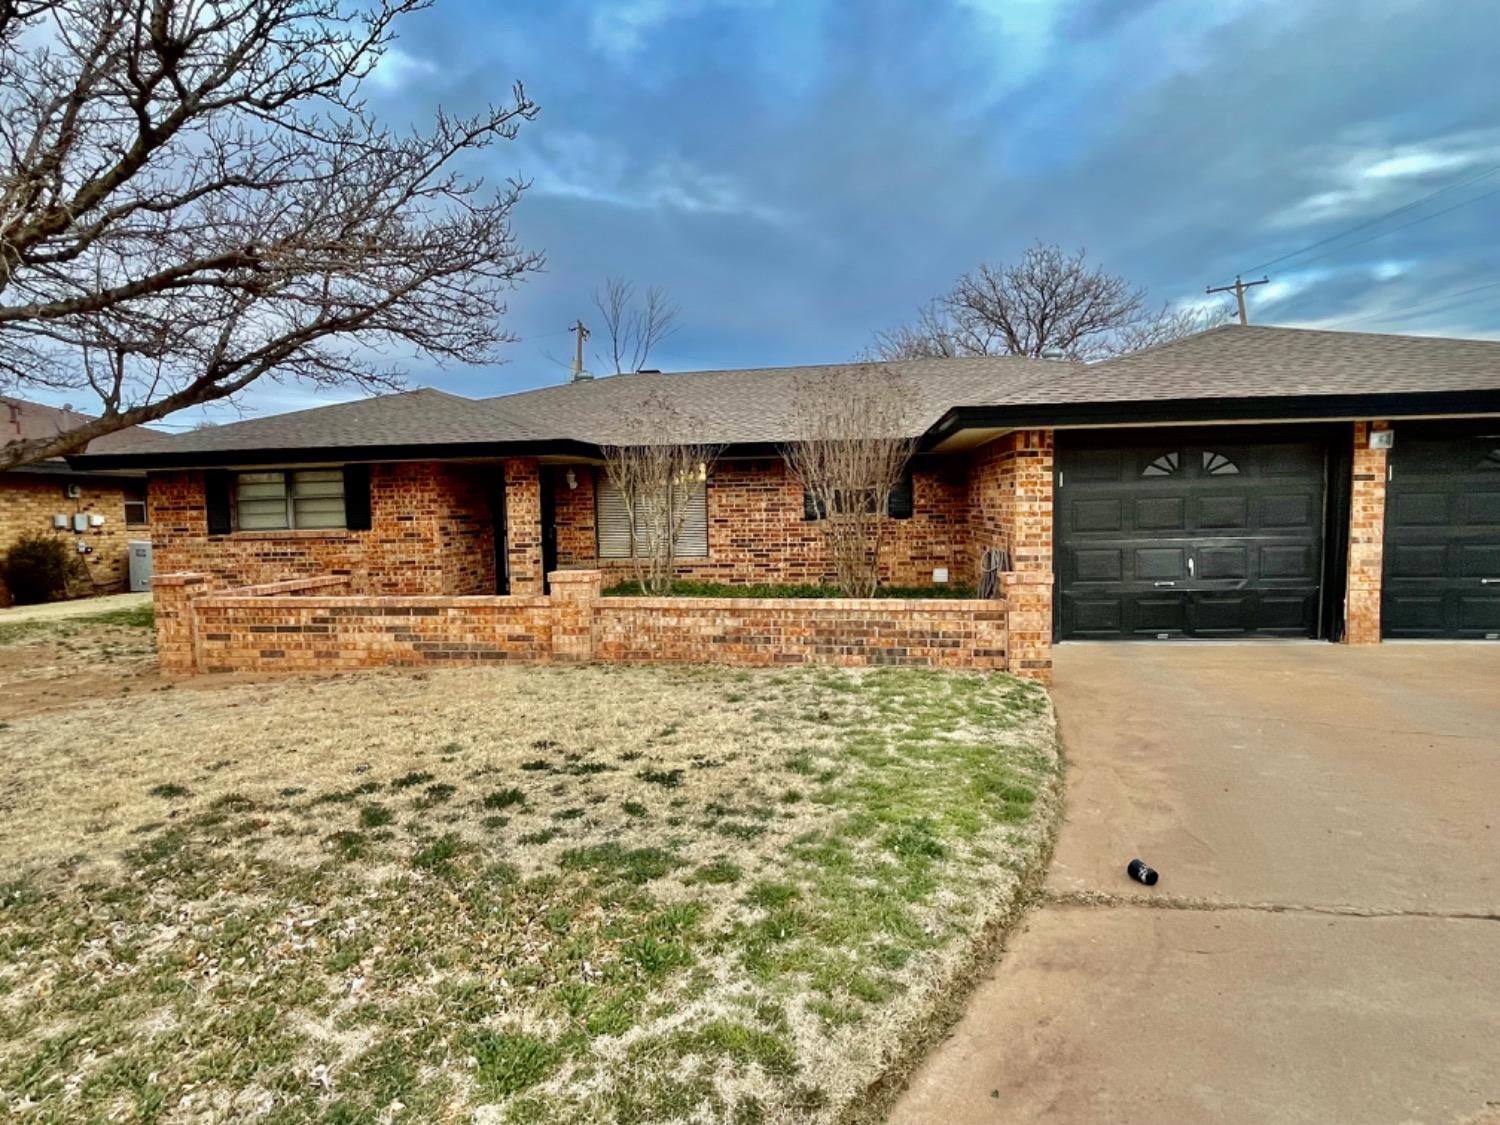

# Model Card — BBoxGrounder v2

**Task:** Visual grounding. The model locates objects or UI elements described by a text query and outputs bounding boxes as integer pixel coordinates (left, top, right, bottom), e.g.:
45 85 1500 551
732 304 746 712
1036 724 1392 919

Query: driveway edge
839 691 1069 1125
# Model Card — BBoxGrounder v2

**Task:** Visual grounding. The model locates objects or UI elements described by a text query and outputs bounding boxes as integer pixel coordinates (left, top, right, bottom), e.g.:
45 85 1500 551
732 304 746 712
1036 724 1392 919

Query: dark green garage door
1057 434 1328 640
1382 426 1500 639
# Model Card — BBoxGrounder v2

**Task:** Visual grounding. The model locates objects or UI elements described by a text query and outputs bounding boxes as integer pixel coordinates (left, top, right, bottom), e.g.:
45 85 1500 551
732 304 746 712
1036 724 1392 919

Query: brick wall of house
967 429 1055 574
550 457 974 588
148 462 501 596
1345 420 1389 645
0 471 142 604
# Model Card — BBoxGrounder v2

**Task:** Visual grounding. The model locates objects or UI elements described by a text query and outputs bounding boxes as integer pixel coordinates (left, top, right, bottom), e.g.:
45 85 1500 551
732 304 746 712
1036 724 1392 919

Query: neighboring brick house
1 397 163 605
73 325 1500 652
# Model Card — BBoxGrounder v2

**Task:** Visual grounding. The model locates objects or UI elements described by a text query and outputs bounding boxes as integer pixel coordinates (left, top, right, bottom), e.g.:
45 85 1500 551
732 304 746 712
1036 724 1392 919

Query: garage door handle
1154 581 1177 587
1482 578 1500 585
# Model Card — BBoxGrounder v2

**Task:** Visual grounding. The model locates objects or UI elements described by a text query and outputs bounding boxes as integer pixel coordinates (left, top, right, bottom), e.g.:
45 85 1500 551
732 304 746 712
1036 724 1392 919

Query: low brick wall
154 568 1050 681
593 597 1005 670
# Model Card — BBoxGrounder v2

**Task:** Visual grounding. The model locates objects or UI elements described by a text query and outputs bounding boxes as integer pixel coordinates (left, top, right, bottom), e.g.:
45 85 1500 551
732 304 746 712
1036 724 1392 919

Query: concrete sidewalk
890 643 1500 1125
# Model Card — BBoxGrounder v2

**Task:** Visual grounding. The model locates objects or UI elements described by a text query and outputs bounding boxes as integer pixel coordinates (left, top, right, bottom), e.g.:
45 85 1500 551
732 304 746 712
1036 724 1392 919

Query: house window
233 470 346 530
123 482 148 527
803 474 914 520
595 473 708 559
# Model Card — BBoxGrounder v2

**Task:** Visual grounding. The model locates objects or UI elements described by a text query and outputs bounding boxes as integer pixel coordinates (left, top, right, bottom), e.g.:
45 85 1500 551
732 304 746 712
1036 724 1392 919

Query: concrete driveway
891 643 1500 1125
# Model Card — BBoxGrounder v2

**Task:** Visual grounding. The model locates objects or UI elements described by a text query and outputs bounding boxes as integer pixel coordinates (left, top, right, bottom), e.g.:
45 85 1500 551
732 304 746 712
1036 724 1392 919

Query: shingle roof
2 395 168 459
1043 324 1500 402
66 326 1500 466
479 356 1059 445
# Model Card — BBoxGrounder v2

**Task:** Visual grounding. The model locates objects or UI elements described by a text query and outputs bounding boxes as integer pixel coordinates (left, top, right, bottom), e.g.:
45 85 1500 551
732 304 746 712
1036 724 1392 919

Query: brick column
152 572 209 674
504 458 544 595
1345 421 1389 645
1008 429 1055 575
1002 572 1053 684
548 568 601 661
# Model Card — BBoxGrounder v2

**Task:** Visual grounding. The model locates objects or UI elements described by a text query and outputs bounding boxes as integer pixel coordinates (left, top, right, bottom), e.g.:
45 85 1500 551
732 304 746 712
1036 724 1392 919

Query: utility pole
1206 275 1270 326
568 319 592 382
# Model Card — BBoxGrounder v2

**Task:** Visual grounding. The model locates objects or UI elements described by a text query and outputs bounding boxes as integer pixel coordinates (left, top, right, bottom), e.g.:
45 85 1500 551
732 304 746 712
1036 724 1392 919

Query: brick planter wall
153 568 1050 680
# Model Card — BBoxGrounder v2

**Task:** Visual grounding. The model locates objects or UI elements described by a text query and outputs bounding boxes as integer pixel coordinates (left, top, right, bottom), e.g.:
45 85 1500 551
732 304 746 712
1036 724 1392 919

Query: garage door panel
1383 427 1500 639
1455 596 1500 636
1058 434 1327 641
1198 496 1249 528
1072 497 1123 532
1073 548 1123 582
1260 544 1317 581
1261 493 1316 529
1135 547 1186 580
1388 543 1447 579
1136 496 1185 529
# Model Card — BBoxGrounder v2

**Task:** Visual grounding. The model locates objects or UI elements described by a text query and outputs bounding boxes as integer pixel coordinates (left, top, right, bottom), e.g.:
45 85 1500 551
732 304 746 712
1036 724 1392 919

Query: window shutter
595 476 634 559
343 465 372 530
673 479 709 558
803 489 820 521
886 474 914 519
204 471 233 535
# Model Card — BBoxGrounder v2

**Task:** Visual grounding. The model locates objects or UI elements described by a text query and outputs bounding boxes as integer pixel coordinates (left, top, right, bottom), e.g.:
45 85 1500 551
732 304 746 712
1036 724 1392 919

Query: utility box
128 540 154 593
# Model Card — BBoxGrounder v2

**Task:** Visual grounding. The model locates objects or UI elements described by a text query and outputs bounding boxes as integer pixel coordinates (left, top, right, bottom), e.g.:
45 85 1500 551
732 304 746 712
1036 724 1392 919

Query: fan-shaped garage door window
1203 451 1241 475
1141 451 1180 477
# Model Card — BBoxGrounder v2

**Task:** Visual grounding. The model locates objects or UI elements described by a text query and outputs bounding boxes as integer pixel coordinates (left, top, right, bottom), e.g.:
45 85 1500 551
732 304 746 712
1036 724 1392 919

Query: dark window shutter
803 489 824 521
886 474 914 519
204 471 233 535
343 464 372 531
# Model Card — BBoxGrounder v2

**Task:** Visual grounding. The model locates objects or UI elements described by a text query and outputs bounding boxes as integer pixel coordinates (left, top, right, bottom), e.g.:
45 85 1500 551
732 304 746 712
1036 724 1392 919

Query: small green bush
0 533 82 605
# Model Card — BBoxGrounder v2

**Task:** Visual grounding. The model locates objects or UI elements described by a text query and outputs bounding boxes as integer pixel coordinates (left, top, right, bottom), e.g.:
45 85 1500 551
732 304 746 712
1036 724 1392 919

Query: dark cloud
208 0 1500 421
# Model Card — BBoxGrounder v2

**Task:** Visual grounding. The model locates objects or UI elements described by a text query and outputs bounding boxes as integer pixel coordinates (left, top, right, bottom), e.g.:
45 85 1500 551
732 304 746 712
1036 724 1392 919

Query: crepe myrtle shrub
0 532 84 604
0 0 543 470
781 366 920 598
600 391 721 597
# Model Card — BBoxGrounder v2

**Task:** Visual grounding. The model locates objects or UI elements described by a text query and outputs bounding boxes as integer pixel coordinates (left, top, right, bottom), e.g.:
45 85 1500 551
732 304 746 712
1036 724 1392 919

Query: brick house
1 397 162 605
71 325 1500 673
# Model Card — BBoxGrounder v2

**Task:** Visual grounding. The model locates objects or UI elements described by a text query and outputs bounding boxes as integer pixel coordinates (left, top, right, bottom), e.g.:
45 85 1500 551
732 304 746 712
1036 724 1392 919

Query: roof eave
66 437 604 471
920 388 1500 449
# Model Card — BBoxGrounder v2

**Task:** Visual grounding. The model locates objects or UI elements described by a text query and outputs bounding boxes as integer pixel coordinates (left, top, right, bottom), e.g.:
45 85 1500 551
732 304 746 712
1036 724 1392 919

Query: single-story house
70 324 1500 676
1 396 163 604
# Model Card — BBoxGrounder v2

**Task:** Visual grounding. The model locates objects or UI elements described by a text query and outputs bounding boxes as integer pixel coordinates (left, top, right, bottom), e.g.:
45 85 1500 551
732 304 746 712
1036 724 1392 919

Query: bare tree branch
782 367 919 598
0 0 543 469
862 242 1230 364
600 391 720 595
591 275 679 374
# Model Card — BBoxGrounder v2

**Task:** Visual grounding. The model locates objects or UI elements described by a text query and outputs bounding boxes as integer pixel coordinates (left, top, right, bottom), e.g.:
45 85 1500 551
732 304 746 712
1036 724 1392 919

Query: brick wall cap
152 572 211 587
602 596 1005 610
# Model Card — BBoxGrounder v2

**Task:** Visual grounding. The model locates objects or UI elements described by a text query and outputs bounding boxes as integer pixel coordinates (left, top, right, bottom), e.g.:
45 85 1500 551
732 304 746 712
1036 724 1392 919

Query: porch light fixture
565 469 578 490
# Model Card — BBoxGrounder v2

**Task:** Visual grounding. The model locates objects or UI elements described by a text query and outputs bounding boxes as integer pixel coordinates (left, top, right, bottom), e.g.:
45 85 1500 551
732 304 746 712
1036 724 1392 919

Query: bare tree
0 0 542 469
592 276 679 374
782 367 919 598
600 391 719 595
863 242 1231 363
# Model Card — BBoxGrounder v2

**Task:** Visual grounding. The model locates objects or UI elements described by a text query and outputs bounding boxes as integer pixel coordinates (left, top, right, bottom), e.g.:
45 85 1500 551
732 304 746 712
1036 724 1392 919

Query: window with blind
595 473 709 559
233 470 346 530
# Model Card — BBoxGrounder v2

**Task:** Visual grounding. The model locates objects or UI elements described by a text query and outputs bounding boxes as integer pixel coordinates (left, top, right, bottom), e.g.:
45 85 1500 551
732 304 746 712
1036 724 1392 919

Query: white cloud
526 131 788 224
1270 131 1500 228
588 0 771 60
368 47 437 92
955 0 1068 89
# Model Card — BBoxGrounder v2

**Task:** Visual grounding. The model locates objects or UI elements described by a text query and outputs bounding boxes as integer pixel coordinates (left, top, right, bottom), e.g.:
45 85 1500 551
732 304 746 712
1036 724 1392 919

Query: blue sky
183 0 1500 424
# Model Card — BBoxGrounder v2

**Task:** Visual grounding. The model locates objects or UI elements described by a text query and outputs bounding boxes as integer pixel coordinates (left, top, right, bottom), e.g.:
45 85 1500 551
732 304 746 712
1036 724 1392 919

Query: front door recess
1056 432 1328 640
1382 424 1500 639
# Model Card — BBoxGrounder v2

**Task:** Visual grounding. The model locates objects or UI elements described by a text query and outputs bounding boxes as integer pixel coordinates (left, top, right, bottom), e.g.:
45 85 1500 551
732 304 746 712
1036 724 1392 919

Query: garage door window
1202 451 1241 475
1141 452 1179 477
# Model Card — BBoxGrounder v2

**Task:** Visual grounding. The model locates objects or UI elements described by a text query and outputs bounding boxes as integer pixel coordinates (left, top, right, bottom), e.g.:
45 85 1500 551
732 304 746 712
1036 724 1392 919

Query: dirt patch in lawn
0 608 164 719
0 663 1059 1123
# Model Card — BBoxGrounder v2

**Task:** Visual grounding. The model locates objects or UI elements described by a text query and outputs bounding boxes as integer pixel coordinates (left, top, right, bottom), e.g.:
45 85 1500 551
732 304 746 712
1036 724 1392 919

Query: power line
1330 280 1500 329
1242 162 1500 275
1286 182 1500 271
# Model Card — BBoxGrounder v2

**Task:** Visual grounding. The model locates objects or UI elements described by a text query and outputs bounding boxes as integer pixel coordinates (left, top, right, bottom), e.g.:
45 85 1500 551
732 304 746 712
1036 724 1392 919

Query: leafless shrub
592 276 680 374
0 0 543 469
600 391 720 595
782 367 918 597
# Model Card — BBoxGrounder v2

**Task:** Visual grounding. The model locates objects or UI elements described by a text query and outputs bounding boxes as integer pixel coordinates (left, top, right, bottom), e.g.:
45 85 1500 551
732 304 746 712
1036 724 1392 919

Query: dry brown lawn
0 617 1059 1124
